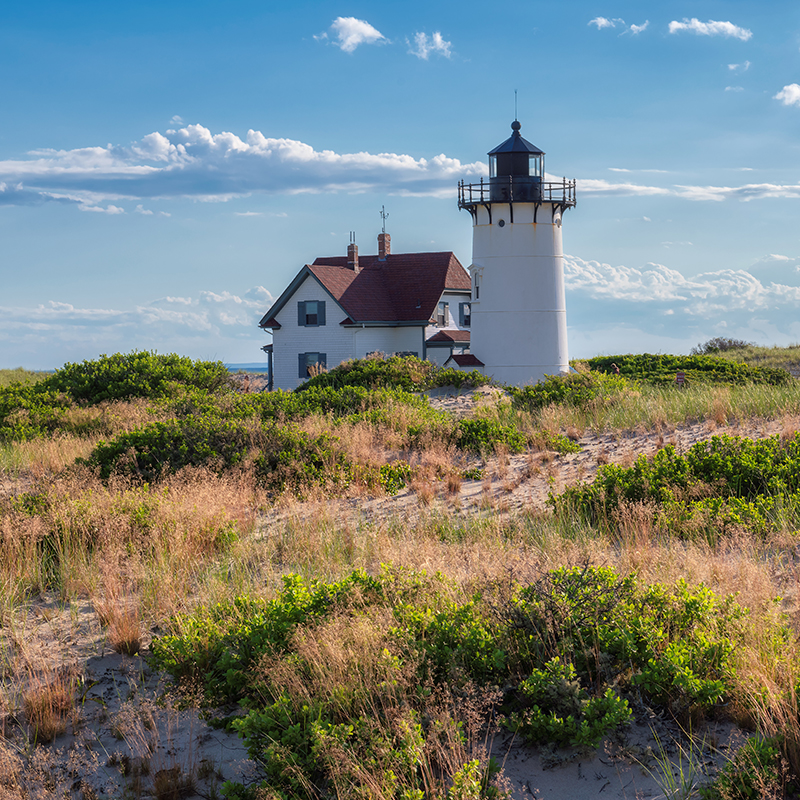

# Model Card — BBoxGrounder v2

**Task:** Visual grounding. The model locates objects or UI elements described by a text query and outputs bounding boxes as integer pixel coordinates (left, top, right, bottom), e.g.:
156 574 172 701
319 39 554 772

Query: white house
259 232 472 390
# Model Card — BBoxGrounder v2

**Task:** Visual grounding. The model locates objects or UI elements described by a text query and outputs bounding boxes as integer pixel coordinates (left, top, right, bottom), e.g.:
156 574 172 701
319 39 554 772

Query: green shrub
44 351 232 403
297 355 489 393
254 424 352 492
379 461 413 495
504 658 631 747
456 418 527 454
84 414 252 481
509 370 630 413
586 353 791 387
555 433 800 536
701 737 784 799
0 384 72 441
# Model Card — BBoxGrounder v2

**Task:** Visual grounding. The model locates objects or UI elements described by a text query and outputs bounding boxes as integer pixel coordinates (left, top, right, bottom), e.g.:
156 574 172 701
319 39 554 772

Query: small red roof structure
426 330 471 344
445 354 484 367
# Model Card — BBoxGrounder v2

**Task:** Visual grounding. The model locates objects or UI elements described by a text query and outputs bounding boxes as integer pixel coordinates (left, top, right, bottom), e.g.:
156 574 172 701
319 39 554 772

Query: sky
2 0 800 369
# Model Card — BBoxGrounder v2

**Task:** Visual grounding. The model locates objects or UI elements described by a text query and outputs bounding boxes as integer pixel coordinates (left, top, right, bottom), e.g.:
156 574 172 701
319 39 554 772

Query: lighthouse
457 121 576 385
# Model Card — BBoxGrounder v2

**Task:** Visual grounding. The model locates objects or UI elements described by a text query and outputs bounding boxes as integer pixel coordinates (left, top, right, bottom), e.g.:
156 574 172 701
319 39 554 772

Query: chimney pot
347 242 359 273
378 232 391 260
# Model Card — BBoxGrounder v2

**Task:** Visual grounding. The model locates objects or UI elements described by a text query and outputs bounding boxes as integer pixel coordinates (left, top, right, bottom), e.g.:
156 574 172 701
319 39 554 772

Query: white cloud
728 61 750 72
79 204 125 214
588 17 619 29
0 286 277 369
629 21 649 34
170 115 184 125
725 86 744 92
774 84 800 107
668 18 752 41
408 31 452 59
580 177 800 201
564 254 800 350
0 123 486 204
135 204 153 215
325 17 386 53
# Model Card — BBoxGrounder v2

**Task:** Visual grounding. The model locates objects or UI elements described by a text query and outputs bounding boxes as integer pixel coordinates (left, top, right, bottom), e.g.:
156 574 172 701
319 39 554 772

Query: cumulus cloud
629 21 649 34
564 254 800 350
0 287 276 369
774 84 800 106
668 18 752 41
407 31 452 59
320 17 386 53
0 123 486 205
728 61 750 72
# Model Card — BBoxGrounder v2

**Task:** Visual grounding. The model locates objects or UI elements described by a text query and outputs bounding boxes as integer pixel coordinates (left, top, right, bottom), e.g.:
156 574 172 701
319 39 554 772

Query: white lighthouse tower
458 121 576 385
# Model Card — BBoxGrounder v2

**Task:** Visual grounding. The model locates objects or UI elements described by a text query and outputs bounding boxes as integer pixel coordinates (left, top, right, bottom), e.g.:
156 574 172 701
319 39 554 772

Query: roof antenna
514 89 518 121
380 205 389 234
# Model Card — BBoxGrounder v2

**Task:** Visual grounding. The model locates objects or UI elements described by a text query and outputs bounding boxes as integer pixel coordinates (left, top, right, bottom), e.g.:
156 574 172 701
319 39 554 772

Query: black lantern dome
488 121 544 202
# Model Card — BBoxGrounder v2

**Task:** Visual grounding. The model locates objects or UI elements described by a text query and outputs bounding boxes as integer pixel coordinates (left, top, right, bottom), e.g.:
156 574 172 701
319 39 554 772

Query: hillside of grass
1 350 800 798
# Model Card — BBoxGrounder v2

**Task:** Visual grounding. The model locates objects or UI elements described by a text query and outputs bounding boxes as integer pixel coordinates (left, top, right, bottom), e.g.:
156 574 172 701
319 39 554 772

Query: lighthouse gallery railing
458 177 576 209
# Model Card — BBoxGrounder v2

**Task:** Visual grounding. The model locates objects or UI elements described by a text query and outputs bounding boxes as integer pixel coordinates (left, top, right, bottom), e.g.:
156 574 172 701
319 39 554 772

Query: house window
298 352 327 378
436 301 449 327
459 302 471 327
297 300 326 327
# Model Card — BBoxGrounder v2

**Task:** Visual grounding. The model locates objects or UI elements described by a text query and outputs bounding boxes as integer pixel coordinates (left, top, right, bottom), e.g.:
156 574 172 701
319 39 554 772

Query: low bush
555 433 800 536
586 353 791 387
297 354 490 393
151 565 755 798
509 370 630 413
44 351 233 403
84 415 253 481
456 418 528 454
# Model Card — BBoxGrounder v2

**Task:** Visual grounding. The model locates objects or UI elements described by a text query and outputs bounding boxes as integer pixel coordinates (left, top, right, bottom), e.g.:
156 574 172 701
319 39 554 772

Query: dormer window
437 301 449 327
459 302 471 327
298 300 326 327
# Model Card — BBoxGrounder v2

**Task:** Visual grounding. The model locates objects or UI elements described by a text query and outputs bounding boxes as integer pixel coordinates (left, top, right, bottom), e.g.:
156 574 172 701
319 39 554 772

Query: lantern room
488 120 544 202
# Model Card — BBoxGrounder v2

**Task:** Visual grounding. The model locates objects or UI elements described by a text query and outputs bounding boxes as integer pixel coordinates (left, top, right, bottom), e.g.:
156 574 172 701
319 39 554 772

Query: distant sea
226 363 269 373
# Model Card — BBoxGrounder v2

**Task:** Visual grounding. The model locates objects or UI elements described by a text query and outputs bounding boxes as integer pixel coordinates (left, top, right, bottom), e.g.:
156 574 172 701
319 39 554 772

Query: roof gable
309 251 470 324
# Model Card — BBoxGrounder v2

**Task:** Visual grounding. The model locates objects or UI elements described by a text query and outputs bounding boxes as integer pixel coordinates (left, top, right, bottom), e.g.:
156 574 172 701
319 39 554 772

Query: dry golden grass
22 668 77 743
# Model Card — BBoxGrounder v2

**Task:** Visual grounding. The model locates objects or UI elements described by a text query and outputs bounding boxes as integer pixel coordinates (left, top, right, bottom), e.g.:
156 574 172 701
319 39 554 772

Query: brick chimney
347 241 359 273
378 232 391 261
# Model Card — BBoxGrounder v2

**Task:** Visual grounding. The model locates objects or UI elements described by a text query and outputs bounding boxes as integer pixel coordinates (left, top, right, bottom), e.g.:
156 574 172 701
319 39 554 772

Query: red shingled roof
426 330 471 344
447 354 484 367
309 252 469 323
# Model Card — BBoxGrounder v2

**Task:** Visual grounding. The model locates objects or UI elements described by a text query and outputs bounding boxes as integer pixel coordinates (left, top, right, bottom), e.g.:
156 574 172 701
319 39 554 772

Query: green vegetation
3 348 800 797
556 432 800 539
298 354 490 392
0 368 48 388
586 353 791 387
151 565 754 798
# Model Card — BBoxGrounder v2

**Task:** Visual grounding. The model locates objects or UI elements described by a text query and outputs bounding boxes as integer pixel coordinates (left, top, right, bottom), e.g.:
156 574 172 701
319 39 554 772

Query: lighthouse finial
514 89 518 122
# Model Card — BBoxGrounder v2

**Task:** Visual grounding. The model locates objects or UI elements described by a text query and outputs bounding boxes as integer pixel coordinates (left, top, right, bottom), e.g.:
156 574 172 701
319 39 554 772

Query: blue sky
2 0 800 369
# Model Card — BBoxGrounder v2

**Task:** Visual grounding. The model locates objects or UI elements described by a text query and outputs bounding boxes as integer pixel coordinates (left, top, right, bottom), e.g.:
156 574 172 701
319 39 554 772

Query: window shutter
318 301 326 326
459 303 465 326
298 353 306 378
298 302 305 326
443 303 449 326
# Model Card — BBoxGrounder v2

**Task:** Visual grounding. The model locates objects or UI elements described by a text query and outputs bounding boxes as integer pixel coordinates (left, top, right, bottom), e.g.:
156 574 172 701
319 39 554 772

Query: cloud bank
0 287 275 369
4 124 800 212
564 253 800 353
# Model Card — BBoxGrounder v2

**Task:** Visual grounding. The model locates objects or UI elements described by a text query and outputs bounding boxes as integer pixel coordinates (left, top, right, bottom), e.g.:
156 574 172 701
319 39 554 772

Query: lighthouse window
436 301 450 327
298 300 326 327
